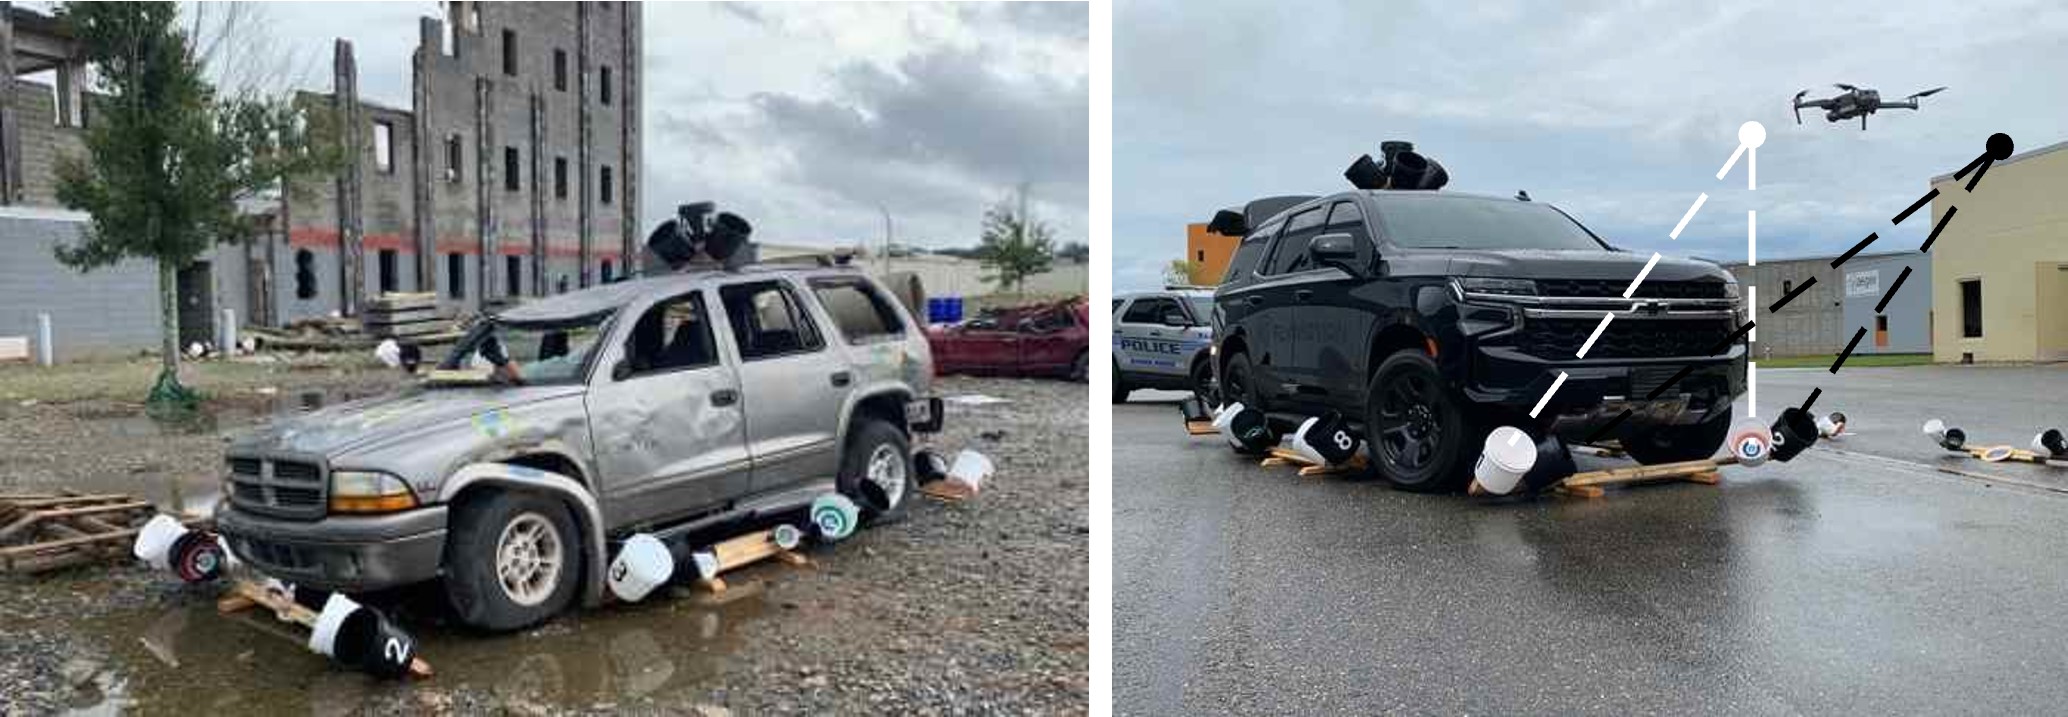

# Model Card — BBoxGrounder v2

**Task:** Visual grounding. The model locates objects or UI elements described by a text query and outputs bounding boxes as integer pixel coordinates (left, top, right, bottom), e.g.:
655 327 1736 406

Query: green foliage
49 2 343 406
1164 259 1200 286
976 197 1056 293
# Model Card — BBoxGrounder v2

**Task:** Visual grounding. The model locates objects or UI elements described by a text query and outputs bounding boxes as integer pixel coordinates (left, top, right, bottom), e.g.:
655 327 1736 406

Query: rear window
1369 194 1607 251
1222 221 1281 282
809 278 905 344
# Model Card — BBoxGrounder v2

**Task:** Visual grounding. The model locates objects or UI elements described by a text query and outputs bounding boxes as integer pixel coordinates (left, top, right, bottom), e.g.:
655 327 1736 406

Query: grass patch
0 353 388 405
1755 353 1933 369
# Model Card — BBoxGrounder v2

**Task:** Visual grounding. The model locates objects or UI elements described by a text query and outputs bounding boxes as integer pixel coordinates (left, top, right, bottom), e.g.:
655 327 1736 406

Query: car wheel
1620 405 1733 465
1069 351 1088 382
445 491 582 632
1221 350 1265 412
1190 356 1217 408
840 418 912 525
1363 351 1473 492
1111 362 1131 403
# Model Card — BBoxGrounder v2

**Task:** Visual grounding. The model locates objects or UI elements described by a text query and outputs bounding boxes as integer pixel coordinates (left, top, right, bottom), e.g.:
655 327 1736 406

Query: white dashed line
1669 193 1707 240
1622 252 1662 298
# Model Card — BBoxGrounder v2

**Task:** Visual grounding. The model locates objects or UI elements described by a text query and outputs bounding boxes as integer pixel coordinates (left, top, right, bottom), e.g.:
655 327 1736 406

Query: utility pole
879 204 894 273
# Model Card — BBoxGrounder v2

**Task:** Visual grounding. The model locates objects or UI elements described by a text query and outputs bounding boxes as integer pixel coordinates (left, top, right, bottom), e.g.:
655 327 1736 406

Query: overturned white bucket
1728 420 1773 467
772 523 804 551
607 534 674 603
132 514 188 571
947 450 993 493
811 493 861 541
308 593 364 658
1474 427 1537 496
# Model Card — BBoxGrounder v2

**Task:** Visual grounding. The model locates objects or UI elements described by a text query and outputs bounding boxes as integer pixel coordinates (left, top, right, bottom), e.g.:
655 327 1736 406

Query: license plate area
906 397 945 433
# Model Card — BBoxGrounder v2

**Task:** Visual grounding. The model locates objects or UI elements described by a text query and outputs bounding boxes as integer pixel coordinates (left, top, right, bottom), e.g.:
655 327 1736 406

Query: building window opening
554 157 568 199
600 259 614 283
372 121 394 174
294 249 318 300
600 165 613 204
506 255 523 297
501 29 518 76
600 65 613 105
1960 279 1983 338
553 49 568 91
503 147 520 192
446 253 465 300
377 249 399 293
445 134 463 183
1782 279 1793 295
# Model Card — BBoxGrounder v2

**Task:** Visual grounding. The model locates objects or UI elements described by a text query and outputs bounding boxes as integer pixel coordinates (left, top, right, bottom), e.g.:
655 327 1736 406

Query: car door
1016 304 1081 373
1256 206 1328 404
1116 296 1188 381
1295 200 1381 408
1217 220 1284 400
951 313 1021 374
587 289 752 528
718 278 849 493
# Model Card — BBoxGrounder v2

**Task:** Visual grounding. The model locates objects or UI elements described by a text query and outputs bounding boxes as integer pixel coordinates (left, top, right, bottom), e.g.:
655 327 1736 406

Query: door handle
830 371 852 387
1245 295 1264 306
1295 289 1314 302
710 388 739 407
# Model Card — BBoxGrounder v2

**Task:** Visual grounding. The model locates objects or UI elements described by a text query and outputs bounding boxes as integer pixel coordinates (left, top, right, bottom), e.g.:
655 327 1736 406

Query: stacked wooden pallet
363 292 449 339
0 492 193 574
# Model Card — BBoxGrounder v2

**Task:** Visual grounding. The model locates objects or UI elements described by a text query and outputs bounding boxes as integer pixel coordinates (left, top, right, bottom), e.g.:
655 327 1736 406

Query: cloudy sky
227 2 1087 251
1114 0 2068 291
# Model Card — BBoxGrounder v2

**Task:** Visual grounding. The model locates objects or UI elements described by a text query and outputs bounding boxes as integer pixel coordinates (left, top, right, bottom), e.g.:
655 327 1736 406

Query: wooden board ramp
1956 444 2067 467
693 528 812 595
1260 447 1369 478
1185 420 1217 436
1553 458 1724 499
217 580 435 679
0 491 199 574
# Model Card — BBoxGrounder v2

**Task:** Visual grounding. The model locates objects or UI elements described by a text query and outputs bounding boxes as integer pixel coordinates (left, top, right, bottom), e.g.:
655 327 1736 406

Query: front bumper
215 503 448 593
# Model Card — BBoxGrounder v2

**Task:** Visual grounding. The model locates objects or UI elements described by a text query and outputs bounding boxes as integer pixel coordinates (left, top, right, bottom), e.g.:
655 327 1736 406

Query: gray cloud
1114 0 2068 291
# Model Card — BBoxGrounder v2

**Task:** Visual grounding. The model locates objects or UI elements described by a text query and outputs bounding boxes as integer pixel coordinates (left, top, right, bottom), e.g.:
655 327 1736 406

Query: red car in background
925 299 1088 380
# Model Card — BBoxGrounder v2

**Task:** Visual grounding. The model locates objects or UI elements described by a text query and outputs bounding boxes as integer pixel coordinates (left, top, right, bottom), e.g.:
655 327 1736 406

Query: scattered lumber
0 491 200 574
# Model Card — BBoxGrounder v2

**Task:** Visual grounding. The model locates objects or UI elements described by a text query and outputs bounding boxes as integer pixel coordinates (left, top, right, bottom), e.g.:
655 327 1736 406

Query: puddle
62 583 768 714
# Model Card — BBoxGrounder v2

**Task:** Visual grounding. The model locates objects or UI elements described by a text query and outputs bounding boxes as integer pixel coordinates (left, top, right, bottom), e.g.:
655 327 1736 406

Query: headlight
330 470 419 514
1454 277 1539 297
1722 280 1741 300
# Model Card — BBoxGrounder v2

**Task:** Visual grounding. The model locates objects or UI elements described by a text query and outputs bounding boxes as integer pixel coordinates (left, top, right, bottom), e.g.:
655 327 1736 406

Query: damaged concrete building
0 2 643 360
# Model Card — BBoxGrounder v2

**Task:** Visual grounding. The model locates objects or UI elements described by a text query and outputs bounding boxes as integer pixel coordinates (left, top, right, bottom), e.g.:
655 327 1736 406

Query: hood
1434 248 1730 284
227 384 585 458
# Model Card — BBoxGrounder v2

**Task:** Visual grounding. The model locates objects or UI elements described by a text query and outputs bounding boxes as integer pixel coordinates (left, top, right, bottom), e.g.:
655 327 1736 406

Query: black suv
1211 190 1746 491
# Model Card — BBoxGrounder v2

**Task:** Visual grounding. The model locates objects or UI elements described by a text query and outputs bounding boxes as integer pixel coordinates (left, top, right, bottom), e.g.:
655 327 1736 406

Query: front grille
1513 317 1734 359
1537 279 1726 300
232 535 316 571
226 455 328 519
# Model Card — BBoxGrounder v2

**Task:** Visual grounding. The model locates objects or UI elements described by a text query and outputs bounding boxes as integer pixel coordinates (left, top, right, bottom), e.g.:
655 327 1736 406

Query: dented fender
437 462 610 608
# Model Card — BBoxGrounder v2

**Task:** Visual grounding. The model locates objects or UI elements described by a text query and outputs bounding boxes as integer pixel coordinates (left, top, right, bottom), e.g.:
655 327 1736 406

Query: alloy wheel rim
866 443 908 511
1377 372 1443 472
495 512 563 607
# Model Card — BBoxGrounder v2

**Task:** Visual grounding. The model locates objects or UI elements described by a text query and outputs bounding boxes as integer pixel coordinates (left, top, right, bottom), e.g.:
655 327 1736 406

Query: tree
976 189 1055 294
1164 259 1201 286
52 2 340 410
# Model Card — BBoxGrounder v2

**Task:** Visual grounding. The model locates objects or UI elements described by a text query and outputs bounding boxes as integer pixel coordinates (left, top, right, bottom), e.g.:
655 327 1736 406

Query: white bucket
1815 415 1840 438
131 514 188 571
308 593 364 657
2033 428 2066 457
1474 427 1537 496
1922 418 1947 439
1728 421 1773 467
607 534 674 603
772 523 804 551
810 493 861 541
948 450 993 493
1288 417 1329 465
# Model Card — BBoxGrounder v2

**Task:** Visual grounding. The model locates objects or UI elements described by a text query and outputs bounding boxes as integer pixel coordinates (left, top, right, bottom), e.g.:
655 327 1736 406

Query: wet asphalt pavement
1113 364 2068 715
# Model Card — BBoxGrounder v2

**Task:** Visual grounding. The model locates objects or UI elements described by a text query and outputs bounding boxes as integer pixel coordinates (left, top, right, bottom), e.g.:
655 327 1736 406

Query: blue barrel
944 297 964 323
925 298 946 324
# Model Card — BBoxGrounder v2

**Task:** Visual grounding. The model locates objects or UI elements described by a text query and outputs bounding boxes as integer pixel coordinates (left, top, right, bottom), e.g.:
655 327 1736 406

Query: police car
1112 288 1216 404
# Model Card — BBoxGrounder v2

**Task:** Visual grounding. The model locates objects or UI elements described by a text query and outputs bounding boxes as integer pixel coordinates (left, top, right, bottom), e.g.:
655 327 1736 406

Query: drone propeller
1908 86 1947 100
1833 83 1858 91
1792 90 1807 124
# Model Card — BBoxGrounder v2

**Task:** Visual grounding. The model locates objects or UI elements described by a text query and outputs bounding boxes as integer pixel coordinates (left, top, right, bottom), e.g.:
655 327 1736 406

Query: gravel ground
0 356 1088 715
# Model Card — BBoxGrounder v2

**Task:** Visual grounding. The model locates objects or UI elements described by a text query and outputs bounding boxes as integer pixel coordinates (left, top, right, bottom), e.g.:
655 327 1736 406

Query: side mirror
1161 311 1191 327
1308 233 1361 275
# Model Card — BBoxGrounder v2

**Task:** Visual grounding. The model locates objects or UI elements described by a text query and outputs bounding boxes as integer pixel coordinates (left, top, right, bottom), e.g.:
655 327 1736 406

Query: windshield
440 312 612 385
1369 194 1608 251
1186 297 1213 322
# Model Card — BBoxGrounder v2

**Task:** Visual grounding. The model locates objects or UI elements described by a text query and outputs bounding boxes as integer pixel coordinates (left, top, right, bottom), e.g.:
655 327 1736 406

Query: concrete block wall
9 80 85 208
0 210 158 358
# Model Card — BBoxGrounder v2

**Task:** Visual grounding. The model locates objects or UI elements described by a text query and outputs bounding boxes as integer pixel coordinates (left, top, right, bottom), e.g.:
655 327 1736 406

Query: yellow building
1928 139 2068 363
1184 222 1239 286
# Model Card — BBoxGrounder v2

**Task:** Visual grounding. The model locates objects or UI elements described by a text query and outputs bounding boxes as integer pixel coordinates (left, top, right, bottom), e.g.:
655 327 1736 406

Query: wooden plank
0 494 135 509
226 580 434 679
708 530 784 573
1185 421 1217 436
1559 459 1720 488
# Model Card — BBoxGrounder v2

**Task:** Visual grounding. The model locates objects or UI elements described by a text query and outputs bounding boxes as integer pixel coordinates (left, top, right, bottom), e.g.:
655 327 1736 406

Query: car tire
840 417 913 525
1069 351 1088 382
1221 350 1265 413
1112 362 1131 403
1620 405 1733 465
444 491 582 632
1363 351 1474 492
1190 356 1217 408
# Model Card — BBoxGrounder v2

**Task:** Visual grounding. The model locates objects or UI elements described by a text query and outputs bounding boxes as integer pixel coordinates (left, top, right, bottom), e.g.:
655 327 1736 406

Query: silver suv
1112 289 1215 405
216 264 939 631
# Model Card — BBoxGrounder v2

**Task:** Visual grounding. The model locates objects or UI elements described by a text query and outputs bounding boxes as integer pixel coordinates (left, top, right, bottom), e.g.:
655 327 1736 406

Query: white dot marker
1738 120 1766 149
1716 120 1765 189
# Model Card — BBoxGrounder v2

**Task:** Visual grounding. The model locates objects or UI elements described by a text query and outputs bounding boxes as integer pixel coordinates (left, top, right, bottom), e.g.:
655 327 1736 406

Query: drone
1792 84 1946 130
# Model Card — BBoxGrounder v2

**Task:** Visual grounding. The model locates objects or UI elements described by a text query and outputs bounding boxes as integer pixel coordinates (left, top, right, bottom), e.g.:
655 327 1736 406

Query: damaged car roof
493 263 868 323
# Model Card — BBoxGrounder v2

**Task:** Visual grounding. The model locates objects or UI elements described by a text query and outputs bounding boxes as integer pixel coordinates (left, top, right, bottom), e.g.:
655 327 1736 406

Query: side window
1223 221 1281 283
720 281 825 360
622 292 719 377
809 278 906 344
1263 207 1326 275
1112 299 1126 313
1326 200 1372 264
1020 308 1072 334
1121 297 1173 324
